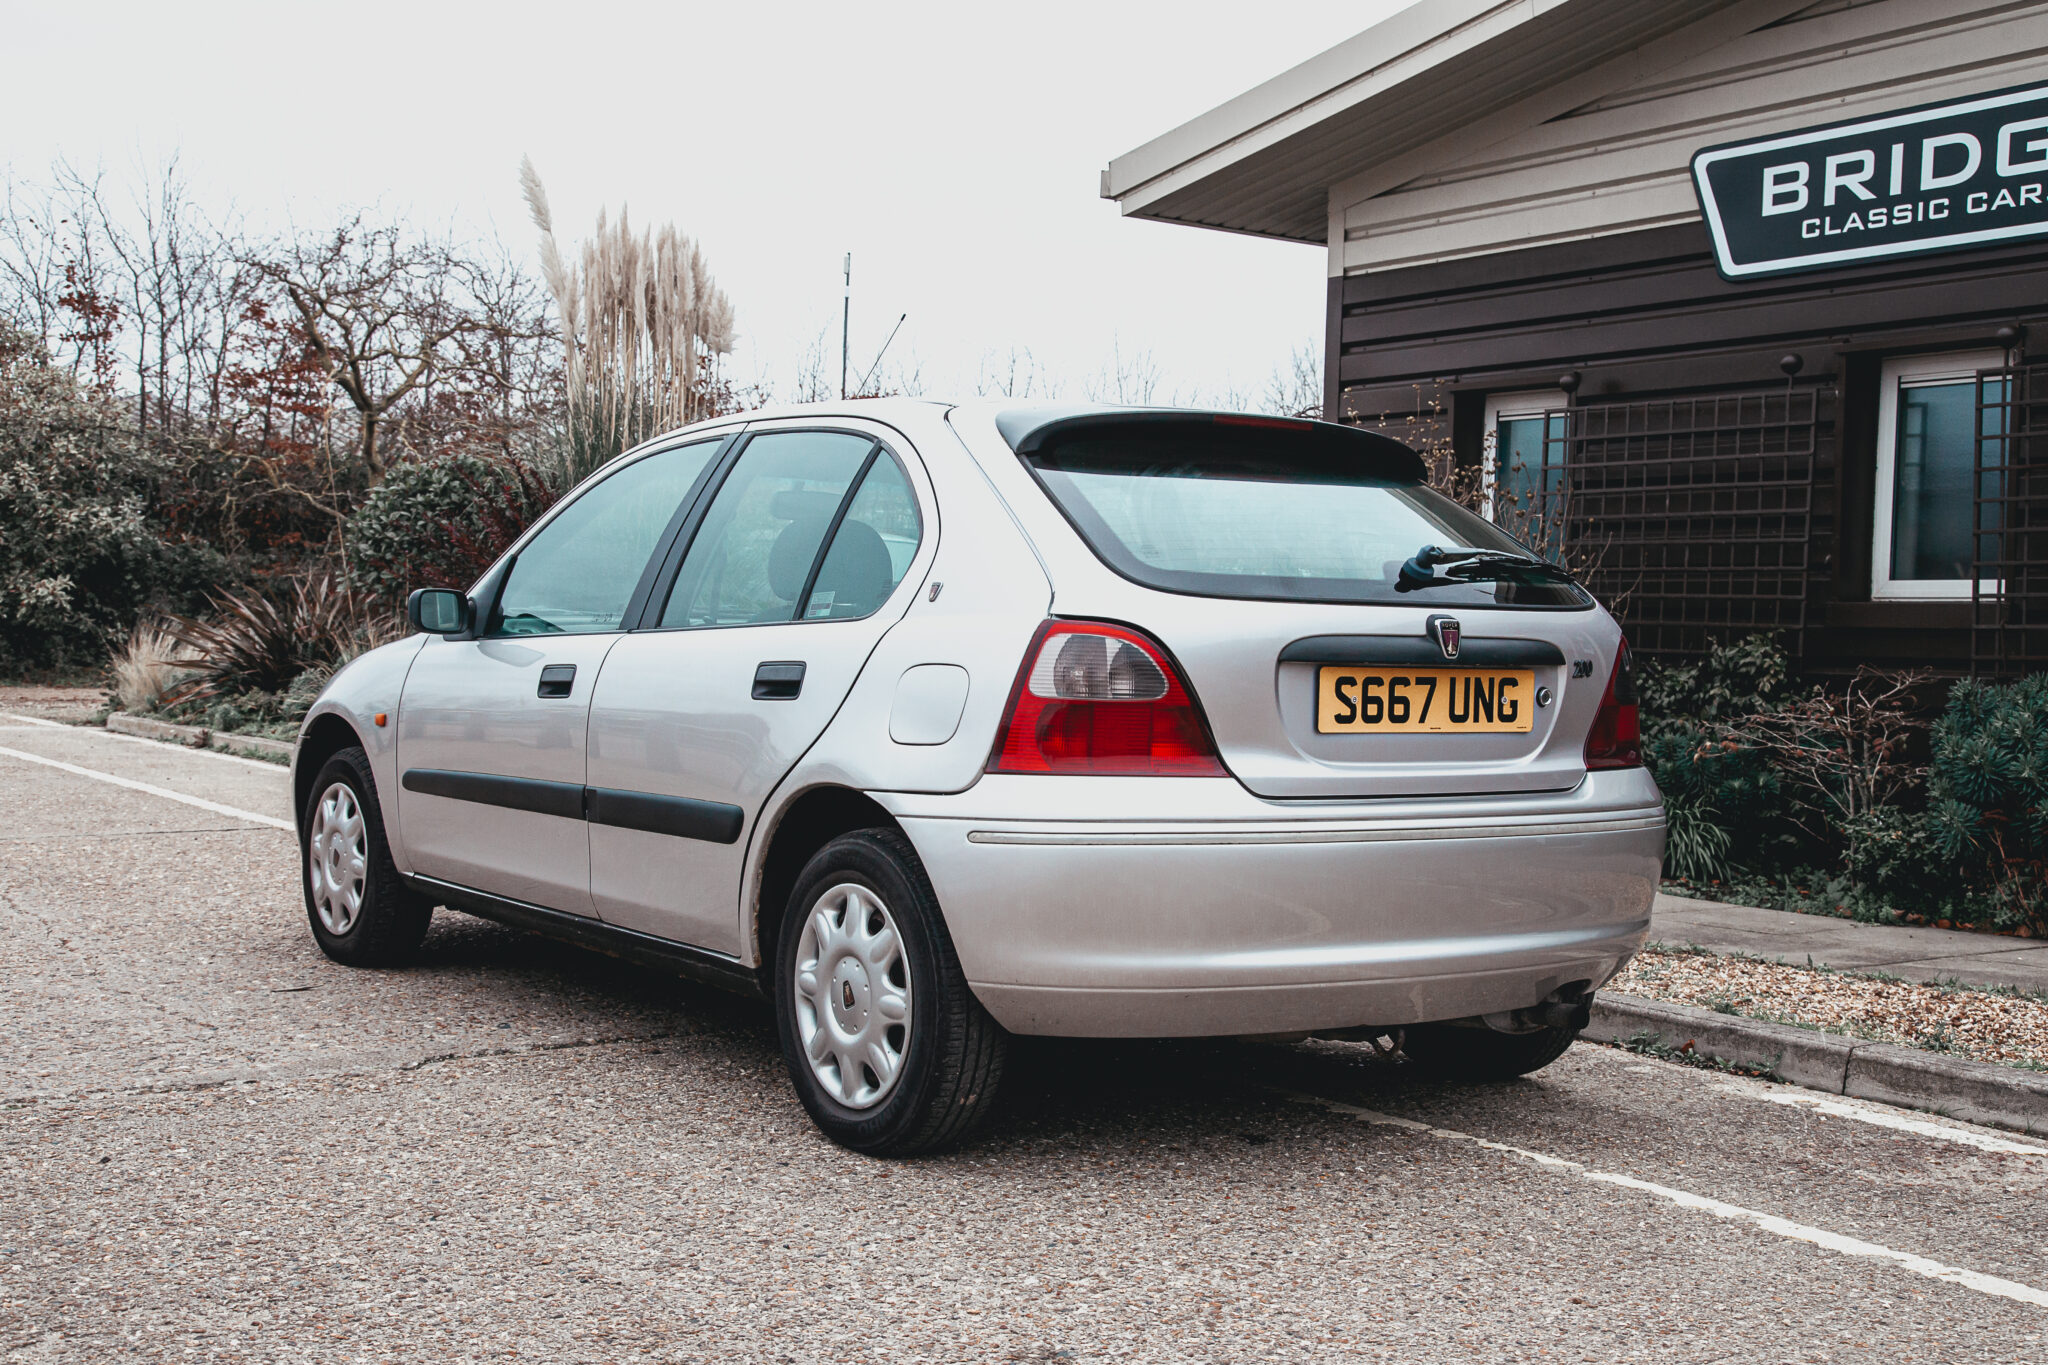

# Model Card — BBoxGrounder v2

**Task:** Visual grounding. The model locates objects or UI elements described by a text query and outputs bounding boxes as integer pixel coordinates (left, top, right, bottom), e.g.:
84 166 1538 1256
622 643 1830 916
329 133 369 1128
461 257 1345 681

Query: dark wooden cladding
1328 221 2048 674
1329 224 2048 394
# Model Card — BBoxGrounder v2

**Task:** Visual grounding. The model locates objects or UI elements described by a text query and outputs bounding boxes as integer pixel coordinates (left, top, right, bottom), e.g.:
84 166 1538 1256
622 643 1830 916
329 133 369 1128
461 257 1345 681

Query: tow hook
1483 987 1595 1035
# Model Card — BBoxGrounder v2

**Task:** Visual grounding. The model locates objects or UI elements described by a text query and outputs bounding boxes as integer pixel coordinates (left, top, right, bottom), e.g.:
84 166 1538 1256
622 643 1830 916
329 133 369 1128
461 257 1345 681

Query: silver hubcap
308 781 368 936
793 882 912 1110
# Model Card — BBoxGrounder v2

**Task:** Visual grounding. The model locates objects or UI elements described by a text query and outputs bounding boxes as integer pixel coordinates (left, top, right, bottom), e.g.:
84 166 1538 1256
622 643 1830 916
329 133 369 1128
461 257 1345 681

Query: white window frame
1871 349 2005 601
1482 389 1567 523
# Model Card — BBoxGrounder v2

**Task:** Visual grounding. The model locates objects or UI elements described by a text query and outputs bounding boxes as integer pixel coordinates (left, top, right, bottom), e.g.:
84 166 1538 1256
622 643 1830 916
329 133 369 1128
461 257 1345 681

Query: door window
1873 351 2006 600
659 431 878 629
490 439 722 636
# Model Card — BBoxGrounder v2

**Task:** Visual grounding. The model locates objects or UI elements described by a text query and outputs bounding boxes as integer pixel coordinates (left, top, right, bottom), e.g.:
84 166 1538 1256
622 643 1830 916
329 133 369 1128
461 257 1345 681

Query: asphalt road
4 717 2045 1363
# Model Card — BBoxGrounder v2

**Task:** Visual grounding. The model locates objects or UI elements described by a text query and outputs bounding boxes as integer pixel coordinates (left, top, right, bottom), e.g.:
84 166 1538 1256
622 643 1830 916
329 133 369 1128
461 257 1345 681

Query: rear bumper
879 770 1663 1038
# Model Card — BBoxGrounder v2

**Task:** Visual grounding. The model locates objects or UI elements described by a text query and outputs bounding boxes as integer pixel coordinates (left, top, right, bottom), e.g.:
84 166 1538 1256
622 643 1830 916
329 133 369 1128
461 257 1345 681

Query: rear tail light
1584 639 1642 771
990 621 1226 776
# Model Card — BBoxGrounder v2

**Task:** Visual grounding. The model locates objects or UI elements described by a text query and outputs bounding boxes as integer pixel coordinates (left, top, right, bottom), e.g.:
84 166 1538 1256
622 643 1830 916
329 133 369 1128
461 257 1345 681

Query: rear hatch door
969 409 1621 799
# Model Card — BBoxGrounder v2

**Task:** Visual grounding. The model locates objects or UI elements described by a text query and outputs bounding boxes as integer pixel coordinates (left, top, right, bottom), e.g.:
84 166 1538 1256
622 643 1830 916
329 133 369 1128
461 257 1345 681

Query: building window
1872 351 2006 600
1483 389 1567 555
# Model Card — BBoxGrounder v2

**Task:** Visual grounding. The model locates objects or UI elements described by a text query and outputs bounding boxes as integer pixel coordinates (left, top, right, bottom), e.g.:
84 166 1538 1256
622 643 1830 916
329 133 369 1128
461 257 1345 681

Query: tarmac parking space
4 726 2045 1362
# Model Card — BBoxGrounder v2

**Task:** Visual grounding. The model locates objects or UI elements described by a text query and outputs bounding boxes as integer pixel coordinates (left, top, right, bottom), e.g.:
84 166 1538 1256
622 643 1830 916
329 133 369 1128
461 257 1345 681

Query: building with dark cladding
1103 0 2048 675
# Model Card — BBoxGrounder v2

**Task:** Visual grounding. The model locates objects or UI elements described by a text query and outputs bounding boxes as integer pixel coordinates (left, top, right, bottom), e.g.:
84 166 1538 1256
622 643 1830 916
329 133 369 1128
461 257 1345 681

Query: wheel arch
294 712 368 834
751 785 906 974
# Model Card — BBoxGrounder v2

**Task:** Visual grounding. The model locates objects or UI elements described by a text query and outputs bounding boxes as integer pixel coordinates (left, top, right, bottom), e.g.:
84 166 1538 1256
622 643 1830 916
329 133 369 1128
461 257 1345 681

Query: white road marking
1725 1082 2048 1157
0 713 289 772
1290 1092 2048 1311
0 744 293 831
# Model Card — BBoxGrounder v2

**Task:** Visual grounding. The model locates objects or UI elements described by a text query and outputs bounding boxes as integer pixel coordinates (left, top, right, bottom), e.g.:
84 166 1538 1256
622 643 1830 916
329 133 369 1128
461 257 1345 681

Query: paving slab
1653 892 2048 994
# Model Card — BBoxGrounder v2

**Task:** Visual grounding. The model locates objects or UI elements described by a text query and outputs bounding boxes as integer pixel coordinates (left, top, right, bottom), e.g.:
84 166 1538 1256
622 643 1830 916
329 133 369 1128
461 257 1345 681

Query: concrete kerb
1588 993 2048 1137
105 710 294 762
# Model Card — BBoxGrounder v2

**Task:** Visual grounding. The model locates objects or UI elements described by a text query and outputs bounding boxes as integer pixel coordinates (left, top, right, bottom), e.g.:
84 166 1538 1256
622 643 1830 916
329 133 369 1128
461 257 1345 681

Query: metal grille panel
1536 389 1822 658
1973 364 2048 674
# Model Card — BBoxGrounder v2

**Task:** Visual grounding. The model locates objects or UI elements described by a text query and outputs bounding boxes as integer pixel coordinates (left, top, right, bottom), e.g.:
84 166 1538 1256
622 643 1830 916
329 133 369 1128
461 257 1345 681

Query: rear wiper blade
1396 544 1575 592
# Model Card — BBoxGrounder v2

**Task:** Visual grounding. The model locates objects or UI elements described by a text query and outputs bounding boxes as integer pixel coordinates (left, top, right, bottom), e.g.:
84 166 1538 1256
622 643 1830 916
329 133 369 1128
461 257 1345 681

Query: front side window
1873 351 2006 600
490 439 721 636
659 430 919 628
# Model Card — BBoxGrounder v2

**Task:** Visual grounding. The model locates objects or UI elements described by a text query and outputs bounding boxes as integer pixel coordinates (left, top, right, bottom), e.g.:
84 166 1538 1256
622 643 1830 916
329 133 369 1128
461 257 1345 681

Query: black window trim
472 431 740 641
630 426 923 634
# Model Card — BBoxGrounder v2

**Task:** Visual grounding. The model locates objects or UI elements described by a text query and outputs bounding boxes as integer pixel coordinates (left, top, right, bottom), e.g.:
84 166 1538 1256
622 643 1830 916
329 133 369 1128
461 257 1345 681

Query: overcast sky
2 0 1411 405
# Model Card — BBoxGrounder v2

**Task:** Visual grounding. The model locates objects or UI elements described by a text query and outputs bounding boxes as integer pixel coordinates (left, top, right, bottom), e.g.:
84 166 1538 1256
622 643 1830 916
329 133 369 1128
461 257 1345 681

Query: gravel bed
1611 948 2048 1068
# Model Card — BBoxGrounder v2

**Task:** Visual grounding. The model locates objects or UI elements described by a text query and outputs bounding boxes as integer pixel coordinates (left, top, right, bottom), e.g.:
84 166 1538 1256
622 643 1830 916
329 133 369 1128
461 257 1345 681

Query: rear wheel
1404 1022 1578 1081
774 829 1006 1156
302 745 431 967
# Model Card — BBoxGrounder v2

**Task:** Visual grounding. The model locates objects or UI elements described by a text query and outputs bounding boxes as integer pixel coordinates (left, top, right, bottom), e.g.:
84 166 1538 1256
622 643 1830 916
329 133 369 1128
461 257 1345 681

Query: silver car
295 401 1663 1154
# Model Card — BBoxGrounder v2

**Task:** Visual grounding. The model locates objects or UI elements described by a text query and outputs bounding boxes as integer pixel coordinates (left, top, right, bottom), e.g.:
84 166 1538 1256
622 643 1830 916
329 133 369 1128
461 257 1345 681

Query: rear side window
659 431 921 629
803 455 920 620
1022 423 1588 608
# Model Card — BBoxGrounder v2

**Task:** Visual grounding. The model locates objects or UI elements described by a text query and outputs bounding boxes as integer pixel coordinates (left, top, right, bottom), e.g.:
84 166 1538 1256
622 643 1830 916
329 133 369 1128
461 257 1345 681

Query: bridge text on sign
1692 83 2048 280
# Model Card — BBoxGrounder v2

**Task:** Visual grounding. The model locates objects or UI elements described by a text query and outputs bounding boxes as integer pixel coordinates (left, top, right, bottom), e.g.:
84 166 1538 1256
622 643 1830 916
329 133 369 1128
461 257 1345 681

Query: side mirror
407 588 471 636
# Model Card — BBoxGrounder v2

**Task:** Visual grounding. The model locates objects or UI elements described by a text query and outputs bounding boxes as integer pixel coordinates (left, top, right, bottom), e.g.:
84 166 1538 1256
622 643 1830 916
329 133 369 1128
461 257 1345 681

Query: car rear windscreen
1021 422 1590 608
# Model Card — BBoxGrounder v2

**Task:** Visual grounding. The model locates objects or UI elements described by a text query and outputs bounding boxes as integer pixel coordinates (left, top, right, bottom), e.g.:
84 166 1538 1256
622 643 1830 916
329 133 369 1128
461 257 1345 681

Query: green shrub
1924 676 2048 934
1661 790 1732 882
345 453 559 604
1637 633 1792 740
1837 805 1983 923
0 329 222 672
1645 723 1808 877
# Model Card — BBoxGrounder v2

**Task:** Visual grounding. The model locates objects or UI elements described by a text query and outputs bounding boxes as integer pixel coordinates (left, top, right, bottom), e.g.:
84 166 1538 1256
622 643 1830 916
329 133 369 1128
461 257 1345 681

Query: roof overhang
1101 0 1755 244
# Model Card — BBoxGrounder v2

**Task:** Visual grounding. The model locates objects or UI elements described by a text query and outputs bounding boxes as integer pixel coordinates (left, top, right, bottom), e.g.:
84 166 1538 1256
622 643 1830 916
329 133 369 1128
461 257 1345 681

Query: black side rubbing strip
410 875 763 999
401 769 586 820
1277 636 1567 667
586 787 744 845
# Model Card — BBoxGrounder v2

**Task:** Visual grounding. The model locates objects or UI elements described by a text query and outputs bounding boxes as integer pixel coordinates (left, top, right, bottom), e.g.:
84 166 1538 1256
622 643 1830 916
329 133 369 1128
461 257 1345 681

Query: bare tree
786 330 835 405
1084 339 1160 404
976 345 1056 399
0 165 125 385
1262 341 1322 419
255 218 488 480
1729 669 1931 841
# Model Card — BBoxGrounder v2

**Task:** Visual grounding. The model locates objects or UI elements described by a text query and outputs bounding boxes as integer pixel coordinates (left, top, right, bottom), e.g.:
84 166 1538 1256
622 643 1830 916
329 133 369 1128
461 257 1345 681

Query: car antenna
854 313 908 397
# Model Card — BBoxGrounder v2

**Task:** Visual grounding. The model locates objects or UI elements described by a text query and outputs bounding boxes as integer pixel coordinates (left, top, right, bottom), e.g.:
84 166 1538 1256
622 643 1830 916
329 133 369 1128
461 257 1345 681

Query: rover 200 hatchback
294 402 1663 1154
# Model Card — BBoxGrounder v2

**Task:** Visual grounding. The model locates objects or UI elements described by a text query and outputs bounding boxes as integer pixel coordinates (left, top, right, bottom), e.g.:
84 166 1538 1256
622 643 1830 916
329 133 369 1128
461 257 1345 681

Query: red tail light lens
1584 639 1642 771
990 621 1227 776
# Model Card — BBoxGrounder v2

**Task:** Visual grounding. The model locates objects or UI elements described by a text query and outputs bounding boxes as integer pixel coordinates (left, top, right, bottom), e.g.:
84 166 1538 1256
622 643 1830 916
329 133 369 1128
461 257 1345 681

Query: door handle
537 664 576 698
752 661 806 700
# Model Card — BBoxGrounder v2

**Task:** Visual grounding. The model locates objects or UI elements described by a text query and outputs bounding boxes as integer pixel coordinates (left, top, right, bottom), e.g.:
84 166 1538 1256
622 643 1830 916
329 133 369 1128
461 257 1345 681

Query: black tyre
774 828 1007 1156
301 745 432 967
1404 1022 1578 1081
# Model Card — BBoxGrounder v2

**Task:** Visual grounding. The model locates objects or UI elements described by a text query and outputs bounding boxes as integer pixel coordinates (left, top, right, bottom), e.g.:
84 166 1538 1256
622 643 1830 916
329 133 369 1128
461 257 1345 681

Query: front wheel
302 745 431 967
774 829 1006 1156
1403 1022 1578 1081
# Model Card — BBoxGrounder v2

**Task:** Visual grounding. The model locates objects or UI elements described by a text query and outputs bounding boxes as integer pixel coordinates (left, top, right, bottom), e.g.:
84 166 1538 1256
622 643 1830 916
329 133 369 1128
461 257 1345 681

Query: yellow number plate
1316 666 1536 734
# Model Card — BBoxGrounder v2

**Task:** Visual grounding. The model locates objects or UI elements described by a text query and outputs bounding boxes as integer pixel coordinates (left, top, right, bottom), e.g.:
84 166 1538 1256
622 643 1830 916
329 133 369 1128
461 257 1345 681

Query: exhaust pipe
1483 986 1594 1035
1536 993 1593 1032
